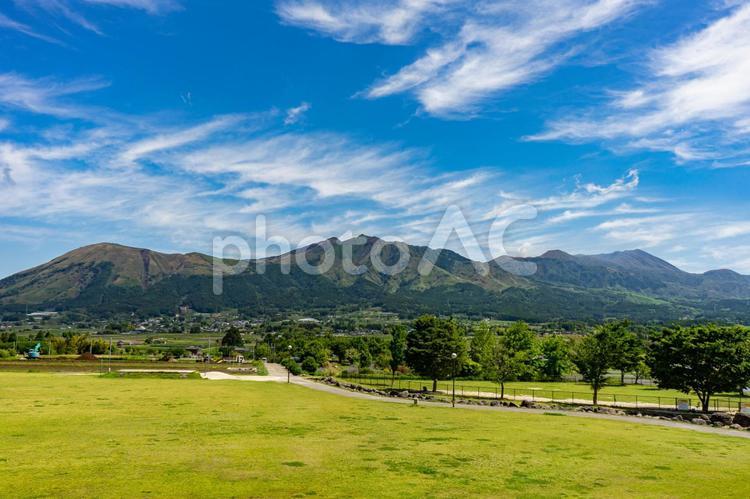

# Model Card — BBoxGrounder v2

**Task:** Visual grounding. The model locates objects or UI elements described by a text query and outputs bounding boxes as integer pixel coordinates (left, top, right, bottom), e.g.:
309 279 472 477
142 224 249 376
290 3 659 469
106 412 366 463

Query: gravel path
203 363 750 440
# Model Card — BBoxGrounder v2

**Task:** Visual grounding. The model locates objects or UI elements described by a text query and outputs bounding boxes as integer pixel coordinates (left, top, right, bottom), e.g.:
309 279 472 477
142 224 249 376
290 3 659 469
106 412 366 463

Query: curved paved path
202 363 750 440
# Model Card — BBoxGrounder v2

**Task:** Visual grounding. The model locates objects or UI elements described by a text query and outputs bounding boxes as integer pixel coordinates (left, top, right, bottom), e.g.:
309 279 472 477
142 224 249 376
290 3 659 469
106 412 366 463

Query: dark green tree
538 335 571 381
484 334 525 399
406 315 466 392
470 322 494 375
610 322 643 385
572 325 620 405
221 327 244 347
387 324 408 382
649 325 750 412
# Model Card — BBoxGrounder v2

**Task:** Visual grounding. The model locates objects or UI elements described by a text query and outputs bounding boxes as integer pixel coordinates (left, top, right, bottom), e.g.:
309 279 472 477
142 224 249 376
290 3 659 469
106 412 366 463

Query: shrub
282 357 303 376
301 356 319 374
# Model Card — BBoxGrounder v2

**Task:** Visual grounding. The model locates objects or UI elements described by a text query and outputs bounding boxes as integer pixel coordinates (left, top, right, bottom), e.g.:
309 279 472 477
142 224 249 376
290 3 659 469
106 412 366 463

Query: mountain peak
591 248 679 273
539 249 573 260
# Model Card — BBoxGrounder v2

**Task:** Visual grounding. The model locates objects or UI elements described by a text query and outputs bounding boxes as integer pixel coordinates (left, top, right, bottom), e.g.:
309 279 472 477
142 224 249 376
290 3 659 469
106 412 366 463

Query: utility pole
287 344 293 383
451 352 458 408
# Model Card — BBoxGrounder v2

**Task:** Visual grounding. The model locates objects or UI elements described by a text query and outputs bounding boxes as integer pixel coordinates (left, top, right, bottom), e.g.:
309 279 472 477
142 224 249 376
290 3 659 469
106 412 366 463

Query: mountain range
1 236 749 322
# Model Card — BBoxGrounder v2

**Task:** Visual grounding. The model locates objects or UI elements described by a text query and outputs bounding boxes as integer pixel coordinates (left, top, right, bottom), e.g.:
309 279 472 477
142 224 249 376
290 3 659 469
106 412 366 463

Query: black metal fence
340 373 746 412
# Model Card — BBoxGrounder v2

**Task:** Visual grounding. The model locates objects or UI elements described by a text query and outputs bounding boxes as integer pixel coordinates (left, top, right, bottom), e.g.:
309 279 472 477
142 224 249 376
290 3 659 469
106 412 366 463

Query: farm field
2 373 750 498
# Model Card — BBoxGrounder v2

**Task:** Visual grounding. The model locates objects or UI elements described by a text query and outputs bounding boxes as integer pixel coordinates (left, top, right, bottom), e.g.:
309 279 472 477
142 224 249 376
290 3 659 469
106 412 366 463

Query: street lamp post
287 344 293 383
451 352 458 407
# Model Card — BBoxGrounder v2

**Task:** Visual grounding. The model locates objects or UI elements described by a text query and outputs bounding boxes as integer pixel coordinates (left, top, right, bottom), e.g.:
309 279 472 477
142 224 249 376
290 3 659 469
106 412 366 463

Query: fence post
658 396 662 409
495 386 498 400
532 390 535 402
571 391 574 404
635 395 638 409
613 394 617 407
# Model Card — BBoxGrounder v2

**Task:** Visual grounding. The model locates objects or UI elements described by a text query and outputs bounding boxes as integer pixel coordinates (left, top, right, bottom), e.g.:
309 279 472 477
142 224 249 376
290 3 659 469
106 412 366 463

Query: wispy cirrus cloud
276 0 451 45
0 10 62 43
0 73 110 119
81 0 181 15
2 0 180 43
277 0 647 117
283 102 311 125
14 0 102 34
116 114 246 166
485 168 640 221
531 3 750 166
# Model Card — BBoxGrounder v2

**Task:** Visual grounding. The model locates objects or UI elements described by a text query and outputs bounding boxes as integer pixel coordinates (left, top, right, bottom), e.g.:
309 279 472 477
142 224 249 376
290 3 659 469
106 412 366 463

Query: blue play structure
27 343 41 359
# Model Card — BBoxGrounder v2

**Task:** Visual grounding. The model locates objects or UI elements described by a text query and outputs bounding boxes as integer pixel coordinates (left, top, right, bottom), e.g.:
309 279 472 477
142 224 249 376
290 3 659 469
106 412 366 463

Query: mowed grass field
2 374 750 498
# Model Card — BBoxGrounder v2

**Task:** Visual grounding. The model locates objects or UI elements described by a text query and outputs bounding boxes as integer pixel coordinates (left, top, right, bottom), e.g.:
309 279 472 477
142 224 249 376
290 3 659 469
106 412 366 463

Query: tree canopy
221 327 244 347
649 325 750 412
406 315 466 392
572 324 620 405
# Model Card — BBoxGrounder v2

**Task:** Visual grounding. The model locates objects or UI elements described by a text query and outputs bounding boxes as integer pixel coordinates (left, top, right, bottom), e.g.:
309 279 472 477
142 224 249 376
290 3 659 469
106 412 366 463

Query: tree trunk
593 386 598 406
500 381 505 400
432 378 437 393
620 370 625 385
634 372 640 385
701 394 710 413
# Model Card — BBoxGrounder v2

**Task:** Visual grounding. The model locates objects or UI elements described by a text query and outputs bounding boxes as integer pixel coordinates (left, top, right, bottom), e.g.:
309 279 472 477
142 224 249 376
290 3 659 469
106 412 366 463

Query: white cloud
81 0 181 15
546 202 658 224
276 0 449 45
485 168 640 219
3 0 181 44
116 114 245 165
0 10 61 43
278 0 645 117
0 73 110 120
14 0 103 34
532 3 750 165
284 102 311 125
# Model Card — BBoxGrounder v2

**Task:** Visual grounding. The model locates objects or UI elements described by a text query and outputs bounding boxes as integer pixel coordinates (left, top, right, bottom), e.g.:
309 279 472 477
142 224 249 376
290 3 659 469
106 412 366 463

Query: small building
298 317 320 324
27 311 59 320
221 354 245 364
185 346 203 358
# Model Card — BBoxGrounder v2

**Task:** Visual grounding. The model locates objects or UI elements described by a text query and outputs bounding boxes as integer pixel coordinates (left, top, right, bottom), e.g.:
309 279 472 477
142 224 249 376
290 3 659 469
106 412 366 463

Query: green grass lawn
2 373 750 497
346 375 747 409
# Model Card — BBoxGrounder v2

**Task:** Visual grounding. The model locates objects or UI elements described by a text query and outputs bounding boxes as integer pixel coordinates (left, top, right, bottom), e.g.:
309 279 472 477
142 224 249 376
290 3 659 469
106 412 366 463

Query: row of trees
0 330 110 356
397 317 579 397
397 317 750 412
214 316 750 413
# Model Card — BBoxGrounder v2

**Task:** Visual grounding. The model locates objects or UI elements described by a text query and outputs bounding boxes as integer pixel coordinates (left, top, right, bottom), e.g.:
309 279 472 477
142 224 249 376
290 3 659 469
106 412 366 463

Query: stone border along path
197 364 750 440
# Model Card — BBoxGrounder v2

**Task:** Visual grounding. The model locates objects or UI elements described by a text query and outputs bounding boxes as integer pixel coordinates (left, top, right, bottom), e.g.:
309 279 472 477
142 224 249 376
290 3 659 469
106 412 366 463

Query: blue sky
1 0 750 277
